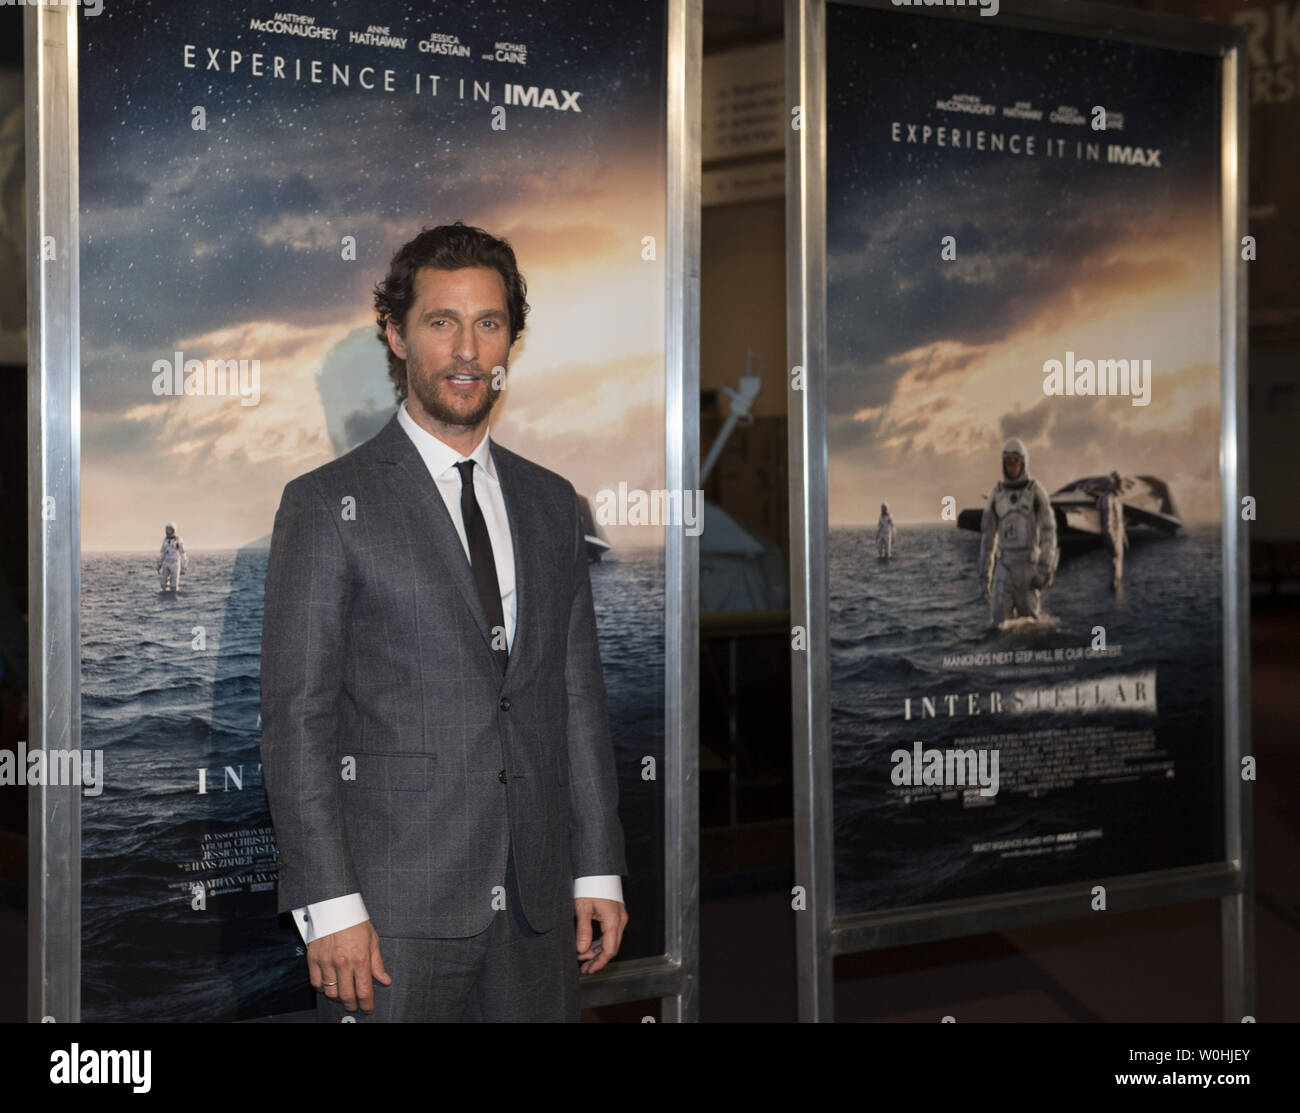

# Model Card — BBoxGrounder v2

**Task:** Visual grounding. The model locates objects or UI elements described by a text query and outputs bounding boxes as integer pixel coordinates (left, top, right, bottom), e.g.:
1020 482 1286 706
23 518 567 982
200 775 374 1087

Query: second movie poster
825 3 1227 917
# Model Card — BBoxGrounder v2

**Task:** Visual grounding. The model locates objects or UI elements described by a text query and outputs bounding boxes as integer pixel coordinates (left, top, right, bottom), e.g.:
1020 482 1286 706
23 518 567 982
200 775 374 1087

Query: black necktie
454 460 508 674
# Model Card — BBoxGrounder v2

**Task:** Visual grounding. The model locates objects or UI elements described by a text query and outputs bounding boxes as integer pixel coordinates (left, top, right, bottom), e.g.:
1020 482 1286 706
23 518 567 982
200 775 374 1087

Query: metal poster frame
28 0 700 1023
786 0 1251 1022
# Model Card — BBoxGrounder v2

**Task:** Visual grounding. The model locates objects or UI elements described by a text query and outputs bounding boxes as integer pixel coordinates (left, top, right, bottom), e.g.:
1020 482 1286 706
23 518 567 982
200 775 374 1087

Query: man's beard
409 363 501 428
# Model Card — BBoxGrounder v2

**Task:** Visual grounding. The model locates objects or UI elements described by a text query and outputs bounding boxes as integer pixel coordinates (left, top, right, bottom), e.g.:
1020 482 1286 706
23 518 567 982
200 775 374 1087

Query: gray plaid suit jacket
259 412 627 938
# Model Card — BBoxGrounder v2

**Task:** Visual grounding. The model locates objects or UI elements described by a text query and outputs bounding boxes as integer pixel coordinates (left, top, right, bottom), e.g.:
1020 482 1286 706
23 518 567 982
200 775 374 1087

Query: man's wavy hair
373 222 530 401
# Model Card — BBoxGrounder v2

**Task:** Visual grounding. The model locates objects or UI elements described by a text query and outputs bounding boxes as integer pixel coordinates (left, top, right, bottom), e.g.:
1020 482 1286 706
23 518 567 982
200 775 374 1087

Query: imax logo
502 85 582 111
1106 144 1162 167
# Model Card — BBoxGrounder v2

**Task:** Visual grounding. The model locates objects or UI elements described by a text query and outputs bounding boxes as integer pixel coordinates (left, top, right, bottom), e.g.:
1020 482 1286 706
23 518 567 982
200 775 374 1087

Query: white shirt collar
397 398 498 483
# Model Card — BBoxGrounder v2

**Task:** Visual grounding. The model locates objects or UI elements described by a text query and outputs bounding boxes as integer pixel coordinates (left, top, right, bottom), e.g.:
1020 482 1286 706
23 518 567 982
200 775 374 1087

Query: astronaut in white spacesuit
876 502 895 559
1099 470 1127 592
157 521 188 592
978 439 1058 622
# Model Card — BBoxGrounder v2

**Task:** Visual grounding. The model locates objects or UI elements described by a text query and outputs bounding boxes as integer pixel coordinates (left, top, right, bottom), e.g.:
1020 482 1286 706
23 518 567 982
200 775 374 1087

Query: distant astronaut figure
978 439 1058 622
157 522 188 592
1099 470 1127 592
876 502 895 559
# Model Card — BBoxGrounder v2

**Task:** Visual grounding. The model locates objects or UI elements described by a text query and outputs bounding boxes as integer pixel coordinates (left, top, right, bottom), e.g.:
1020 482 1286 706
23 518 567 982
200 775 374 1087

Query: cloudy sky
79 0 666 550
826 5 1224 526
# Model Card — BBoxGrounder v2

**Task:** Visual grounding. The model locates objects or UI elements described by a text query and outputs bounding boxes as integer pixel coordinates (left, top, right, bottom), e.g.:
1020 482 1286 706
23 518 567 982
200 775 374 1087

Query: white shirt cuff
573 874 623 904
292 892 369 945
293 878 622 943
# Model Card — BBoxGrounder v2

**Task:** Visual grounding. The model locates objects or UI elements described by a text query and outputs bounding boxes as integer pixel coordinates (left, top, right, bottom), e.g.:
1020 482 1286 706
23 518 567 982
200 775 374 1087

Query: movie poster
825 4 1227 917
79 0 667 1020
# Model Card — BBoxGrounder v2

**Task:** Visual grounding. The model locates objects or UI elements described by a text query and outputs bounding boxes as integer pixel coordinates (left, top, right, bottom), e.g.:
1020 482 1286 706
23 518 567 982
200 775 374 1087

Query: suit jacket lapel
373 415 497 677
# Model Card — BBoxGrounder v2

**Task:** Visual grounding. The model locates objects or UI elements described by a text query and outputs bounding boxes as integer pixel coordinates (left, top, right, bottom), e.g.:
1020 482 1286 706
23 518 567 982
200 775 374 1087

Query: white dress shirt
290 401 623 944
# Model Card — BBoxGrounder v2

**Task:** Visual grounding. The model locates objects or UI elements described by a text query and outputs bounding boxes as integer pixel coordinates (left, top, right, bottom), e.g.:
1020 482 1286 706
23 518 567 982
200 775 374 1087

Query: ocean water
830 523 1225 916
80 546 663 1022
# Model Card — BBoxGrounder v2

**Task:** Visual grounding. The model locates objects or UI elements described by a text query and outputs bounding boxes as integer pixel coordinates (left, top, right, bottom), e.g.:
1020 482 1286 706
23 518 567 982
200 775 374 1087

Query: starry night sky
825 3 1225 525
78 0 668 549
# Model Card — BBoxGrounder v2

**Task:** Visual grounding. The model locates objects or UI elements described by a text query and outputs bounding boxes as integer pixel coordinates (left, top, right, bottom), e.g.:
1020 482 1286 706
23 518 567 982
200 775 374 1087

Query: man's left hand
574 897 627 974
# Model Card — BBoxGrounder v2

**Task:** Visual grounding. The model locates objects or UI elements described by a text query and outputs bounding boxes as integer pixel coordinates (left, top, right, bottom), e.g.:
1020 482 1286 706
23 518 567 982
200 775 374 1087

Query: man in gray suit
260 222 629 1022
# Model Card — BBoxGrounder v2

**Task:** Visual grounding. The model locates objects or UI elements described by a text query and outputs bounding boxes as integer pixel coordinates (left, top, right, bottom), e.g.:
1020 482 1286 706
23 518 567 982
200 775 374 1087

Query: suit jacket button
500 697 511 711
498 769 507 784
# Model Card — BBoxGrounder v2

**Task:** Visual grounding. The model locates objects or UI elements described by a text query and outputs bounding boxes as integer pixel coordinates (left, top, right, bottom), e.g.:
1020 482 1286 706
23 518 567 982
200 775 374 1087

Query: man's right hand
308 920 392 1013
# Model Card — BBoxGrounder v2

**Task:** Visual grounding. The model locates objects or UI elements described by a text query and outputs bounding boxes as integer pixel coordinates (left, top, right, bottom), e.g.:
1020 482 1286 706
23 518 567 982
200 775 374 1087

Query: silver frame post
786 0 834 1023
27 0 82 1025
660 0 702 1025
1218 39 1254 1025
